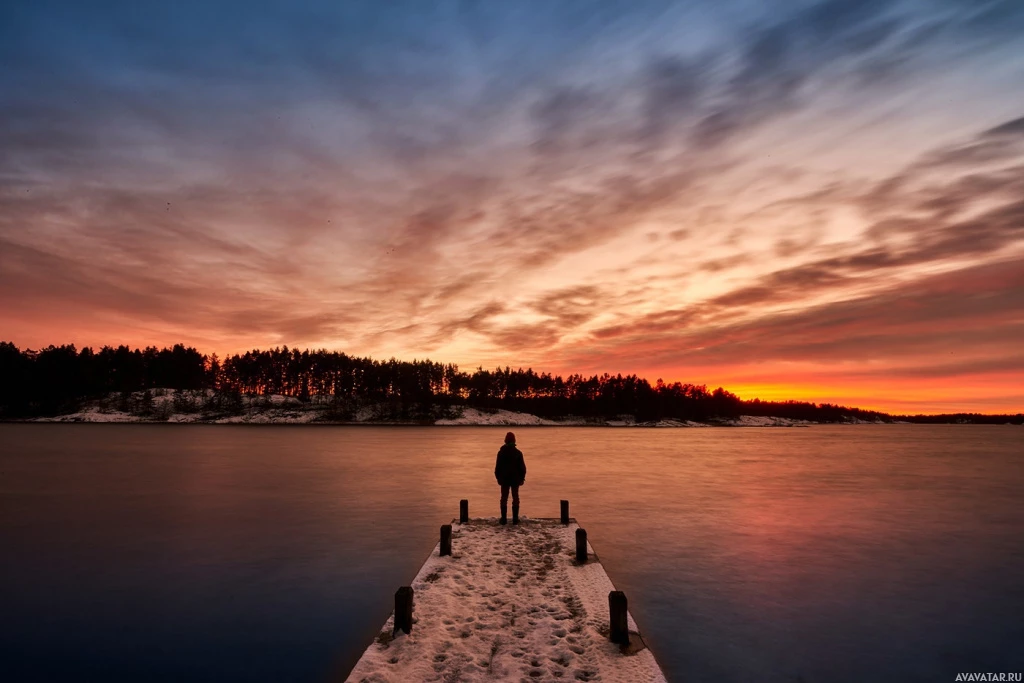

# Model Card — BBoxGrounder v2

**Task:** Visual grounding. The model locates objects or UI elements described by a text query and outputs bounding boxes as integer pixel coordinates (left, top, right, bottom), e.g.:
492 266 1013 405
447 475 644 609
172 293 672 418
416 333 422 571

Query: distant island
1 342 1020 425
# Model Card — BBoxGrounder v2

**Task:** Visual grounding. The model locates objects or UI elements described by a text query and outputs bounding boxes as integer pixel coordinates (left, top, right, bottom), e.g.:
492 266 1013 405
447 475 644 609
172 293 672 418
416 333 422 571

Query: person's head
504 431 516 445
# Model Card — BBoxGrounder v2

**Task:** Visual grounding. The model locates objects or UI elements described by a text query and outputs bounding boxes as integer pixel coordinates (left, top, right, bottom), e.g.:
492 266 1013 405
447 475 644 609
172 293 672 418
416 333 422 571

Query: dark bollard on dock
394 586 413 635
561 499 570 525
440 524 452 556
575 528 588 563
609 590 629 645
459 499 469 524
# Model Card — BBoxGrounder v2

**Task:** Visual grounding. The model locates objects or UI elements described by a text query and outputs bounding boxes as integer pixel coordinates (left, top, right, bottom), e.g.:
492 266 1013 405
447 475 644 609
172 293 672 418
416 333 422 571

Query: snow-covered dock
345 512 667 683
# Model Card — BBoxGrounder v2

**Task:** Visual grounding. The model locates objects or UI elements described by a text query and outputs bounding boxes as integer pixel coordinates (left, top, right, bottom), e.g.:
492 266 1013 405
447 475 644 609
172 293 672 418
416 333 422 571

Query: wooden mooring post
575 528 588 563
560 499 570 525
440 524 452 556
394 586 413 635
609 590 629 645
459 499 469 524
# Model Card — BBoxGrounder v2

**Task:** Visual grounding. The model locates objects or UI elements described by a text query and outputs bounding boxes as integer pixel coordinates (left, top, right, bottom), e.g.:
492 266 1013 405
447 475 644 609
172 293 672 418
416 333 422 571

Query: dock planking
345 509 667 683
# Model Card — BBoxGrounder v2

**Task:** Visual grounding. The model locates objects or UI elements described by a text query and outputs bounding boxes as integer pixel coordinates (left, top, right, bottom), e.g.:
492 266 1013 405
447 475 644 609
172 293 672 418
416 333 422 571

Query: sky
1 0 1023 414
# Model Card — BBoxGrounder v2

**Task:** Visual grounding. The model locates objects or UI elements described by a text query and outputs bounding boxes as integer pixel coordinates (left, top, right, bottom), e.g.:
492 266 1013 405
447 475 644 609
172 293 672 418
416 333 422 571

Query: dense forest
0 342 1020 423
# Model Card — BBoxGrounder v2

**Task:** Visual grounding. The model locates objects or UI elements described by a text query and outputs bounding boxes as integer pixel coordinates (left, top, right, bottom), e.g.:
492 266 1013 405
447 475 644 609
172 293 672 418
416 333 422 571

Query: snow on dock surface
345 518 666 683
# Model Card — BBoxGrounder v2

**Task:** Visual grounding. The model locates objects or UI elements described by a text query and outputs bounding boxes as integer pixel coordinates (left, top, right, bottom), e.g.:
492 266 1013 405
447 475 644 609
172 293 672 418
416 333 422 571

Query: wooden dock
345 500 667 682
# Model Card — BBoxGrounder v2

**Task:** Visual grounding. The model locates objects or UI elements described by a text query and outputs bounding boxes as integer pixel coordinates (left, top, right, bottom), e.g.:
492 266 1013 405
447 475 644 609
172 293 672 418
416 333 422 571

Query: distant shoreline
6 346 1020 424
7 421 1021 427
3 391 1020 426
6 411 1018 427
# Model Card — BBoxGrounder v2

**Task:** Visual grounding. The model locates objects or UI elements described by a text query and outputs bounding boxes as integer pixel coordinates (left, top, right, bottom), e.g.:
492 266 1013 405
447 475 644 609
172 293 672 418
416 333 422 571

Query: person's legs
499 484 510 524
511 485 520 524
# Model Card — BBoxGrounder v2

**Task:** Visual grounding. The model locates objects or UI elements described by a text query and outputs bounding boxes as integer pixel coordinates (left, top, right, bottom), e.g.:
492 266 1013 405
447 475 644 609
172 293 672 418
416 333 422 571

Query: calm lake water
1 424 1021 682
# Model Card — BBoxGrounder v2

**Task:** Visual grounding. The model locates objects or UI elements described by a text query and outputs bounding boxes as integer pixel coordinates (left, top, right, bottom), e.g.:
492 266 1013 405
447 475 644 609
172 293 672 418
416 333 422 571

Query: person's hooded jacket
494 443 526 487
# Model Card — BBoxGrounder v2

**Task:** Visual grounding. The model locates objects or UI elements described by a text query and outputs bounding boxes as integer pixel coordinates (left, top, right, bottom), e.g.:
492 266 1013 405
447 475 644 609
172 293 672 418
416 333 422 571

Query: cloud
529 285 602 328
572 257 1024 373
530 86 609 154
688 0 905 147
982 115 1024 138
2 1 1023 411
639 55 707 141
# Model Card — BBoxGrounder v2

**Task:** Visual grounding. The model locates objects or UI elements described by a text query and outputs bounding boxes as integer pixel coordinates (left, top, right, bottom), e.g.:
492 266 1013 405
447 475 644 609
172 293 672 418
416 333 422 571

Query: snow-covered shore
345 518 666 683
29 390 326 424
19 389 881 426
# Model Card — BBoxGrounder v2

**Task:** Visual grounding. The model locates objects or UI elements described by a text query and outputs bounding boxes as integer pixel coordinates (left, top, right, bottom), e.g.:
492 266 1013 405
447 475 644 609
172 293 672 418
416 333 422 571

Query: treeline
0 342 209 417
741 397 893 423
900 413 1024 425
1 341 1018 423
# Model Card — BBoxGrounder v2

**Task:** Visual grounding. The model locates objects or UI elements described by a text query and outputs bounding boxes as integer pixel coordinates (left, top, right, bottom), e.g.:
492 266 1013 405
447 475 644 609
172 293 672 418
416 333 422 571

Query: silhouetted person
495 431 526 525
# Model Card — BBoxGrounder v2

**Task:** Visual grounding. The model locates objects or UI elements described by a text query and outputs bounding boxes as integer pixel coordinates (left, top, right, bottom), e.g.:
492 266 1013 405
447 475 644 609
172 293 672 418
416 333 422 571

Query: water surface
1 424 1021 682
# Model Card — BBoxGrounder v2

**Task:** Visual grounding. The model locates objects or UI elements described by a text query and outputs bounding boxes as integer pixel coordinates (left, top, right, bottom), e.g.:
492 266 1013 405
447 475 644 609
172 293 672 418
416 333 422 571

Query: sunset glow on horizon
2 0 1023 415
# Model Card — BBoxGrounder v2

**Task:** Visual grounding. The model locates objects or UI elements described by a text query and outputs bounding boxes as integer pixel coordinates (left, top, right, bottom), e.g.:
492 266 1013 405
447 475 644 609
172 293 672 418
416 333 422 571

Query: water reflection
1 424 1021 682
